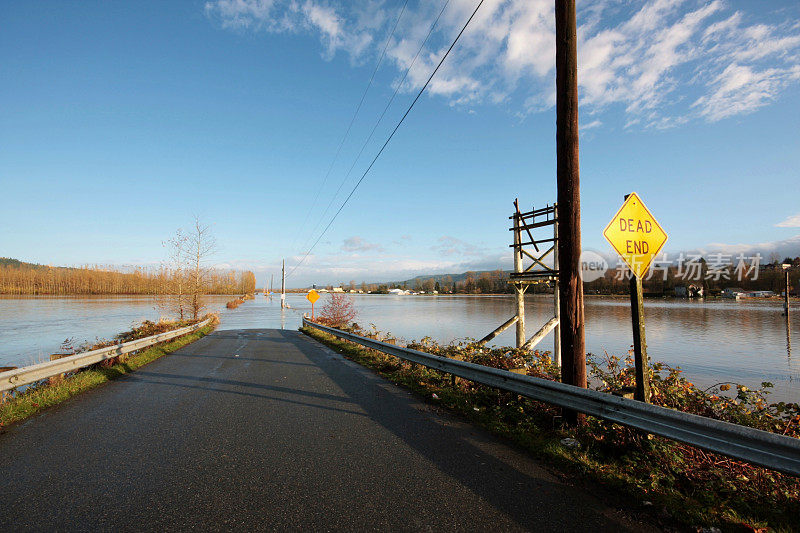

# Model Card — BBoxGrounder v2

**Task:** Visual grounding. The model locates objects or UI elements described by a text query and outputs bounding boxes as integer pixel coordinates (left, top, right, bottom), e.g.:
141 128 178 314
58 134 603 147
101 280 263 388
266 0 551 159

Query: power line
287 0 484 279
299 0 451 256
289 0 410 253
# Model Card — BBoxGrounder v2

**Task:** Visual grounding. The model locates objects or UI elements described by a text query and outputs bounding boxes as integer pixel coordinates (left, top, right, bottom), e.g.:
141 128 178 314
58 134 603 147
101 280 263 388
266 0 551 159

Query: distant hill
0 257 47 269
385 269 511 286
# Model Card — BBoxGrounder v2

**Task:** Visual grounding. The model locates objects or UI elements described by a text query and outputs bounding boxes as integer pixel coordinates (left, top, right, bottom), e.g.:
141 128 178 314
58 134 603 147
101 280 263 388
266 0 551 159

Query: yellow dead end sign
307 289 320 320
603 192 668 279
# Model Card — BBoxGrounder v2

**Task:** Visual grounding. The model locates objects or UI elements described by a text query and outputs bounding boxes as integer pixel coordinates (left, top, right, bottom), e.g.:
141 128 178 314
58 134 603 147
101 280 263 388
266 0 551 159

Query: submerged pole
281 259 286 309
785 269 791 317
513 204 526 348
553 208 561 367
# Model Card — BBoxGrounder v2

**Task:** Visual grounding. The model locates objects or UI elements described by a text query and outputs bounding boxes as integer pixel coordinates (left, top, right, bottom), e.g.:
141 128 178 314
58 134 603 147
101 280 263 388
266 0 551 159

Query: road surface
0 329 661 531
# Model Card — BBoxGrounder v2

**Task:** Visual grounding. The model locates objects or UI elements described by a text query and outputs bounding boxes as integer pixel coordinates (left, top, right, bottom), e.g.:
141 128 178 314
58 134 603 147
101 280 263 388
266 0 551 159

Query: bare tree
187 216 217 320
159 228 189 320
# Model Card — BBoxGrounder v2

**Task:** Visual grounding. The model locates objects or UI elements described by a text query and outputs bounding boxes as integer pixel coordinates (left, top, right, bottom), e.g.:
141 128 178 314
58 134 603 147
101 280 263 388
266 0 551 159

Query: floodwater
1 293 797 403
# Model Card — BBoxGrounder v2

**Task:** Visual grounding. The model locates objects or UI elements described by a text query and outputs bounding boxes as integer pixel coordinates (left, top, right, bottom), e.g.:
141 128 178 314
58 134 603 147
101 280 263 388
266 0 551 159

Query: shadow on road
283 329 637 531
130 370 356 405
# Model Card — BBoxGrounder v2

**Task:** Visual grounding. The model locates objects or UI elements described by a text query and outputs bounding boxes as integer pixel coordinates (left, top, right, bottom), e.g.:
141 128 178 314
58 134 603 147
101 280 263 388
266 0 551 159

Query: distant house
747 290 775 298
675 284 703 298
388 288 410 295
722 288 745 299
332 287 344 293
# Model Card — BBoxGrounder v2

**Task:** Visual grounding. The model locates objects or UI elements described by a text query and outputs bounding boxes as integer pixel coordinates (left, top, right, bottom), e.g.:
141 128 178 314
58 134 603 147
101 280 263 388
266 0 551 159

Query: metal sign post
629 274 650 402
603 192 668 402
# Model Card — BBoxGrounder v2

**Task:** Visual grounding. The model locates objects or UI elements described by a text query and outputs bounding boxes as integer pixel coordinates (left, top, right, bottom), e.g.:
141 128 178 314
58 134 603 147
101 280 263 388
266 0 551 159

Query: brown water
1 293 797 403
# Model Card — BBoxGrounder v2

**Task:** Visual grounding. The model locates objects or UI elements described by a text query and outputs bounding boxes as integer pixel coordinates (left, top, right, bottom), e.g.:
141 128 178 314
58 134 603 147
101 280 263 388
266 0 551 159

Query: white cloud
580 119 602 131
204 0 283 31
699 234 800 259
341 236 384 252
205 0 800 127
204 0 374 61
432 235 487 257
776 214 800 228
693 63 800 121
300 1 373 59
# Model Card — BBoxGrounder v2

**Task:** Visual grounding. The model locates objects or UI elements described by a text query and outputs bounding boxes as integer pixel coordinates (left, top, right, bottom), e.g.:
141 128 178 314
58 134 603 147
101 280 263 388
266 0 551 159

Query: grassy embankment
0 317 217 429
301 324 800 532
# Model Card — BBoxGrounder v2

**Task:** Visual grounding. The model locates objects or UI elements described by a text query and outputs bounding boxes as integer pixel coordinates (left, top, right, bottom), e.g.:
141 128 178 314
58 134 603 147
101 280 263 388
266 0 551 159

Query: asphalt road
0 329 661 532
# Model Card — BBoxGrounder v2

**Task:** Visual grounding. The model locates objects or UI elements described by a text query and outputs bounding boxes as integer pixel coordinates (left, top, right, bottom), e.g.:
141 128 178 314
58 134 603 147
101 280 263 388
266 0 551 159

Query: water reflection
1 293 798 403
334 294 800 403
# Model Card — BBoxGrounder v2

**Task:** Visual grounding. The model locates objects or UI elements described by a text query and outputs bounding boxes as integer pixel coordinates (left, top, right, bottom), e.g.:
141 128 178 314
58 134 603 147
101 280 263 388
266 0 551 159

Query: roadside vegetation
226 296 245 309
226 294 255 309
302 307 800 531
314 293 357 327
0 316 218 430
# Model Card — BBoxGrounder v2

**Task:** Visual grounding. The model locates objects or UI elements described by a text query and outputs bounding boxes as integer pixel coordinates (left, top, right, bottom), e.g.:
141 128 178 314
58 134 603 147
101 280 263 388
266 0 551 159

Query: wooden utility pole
555 0 587 413
281 260 286 309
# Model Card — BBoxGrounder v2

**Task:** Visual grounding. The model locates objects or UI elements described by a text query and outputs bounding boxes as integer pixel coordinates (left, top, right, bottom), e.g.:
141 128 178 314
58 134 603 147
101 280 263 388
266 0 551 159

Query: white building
722 288 745 299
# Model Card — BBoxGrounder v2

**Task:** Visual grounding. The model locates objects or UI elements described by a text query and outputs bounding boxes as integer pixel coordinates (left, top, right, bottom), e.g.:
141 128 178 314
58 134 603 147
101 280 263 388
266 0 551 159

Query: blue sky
1 0 799 287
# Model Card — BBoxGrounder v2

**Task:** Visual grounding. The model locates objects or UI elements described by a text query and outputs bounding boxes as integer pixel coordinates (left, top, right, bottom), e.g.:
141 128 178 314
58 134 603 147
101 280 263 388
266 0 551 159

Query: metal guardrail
0 318 212 393
303 317 800 476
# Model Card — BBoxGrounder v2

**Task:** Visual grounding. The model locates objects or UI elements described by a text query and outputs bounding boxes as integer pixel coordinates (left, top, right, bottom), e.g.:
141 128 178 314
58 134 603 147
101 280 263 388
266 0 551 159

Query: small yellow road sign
306 289 320 304
603 192 667 279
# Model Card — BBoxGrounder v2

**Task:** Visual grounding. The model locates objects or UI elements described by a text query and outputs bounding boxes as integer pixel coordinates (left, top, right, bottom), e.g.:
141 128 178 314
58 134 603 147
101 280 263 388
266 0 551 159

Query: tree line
584 257 800 296
331 270 514 294
333 256 799 296
0 262 256 297
0 218 256 316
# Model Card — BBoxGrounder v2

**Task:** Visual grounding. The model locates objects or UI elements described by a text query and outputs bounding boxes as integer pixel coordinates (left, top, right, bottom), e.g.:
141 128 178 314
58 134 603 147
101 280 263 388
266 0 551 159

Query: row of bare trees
1 217 256 320
0 263 256 297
